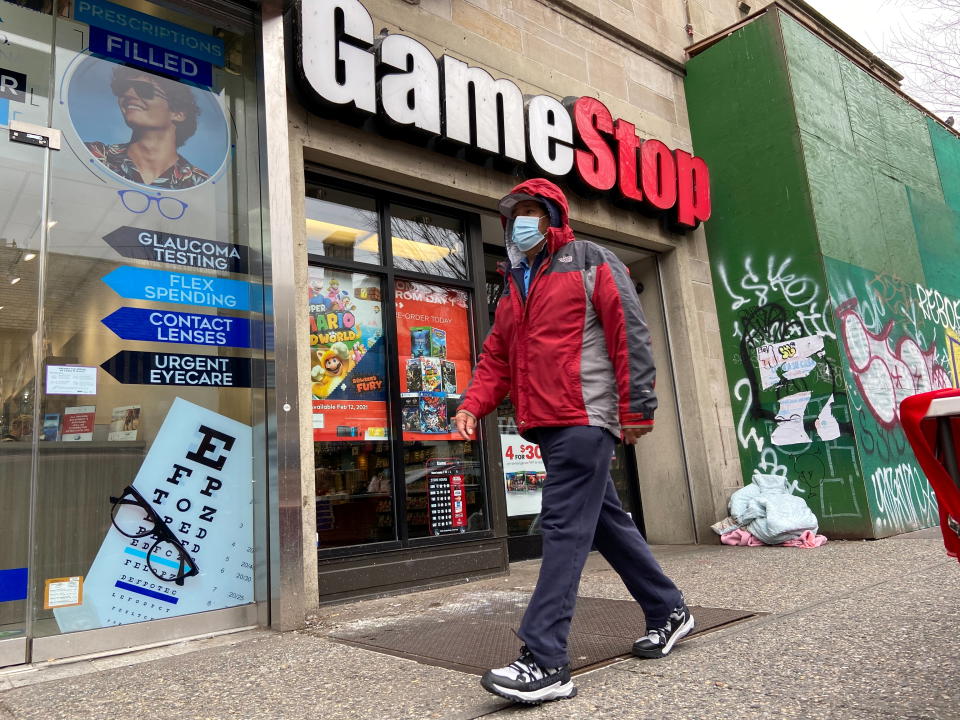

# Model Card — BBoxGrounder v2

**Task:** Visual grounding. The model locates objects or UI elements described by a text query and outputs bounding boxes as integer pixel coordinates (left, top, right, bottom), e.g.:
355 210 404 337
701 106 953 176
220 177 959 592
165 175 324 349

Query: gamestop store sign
295 0 711 230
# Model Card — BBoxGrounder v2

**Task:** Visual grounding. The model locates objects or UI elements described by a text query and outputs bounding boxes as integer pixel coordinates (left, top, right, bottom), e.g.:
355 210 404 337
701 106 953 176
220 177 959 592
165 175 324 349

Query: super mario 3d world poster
310 269 388 441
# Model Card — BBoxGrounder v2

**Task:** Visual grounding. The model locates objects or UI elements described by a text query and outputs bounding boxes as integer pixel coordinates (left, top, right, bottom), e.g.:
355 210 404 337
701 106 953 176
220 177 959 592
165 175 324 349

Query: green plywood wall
929 118 960 213
687 8 960 539
685 11 871 538
780 12 958 536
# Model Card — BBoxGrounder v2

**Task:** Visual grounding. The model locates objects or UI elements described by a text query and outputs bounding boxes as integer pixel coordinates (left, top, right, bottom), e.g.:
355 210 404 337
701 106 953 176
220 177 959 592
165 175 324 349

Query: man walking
455 179 693 705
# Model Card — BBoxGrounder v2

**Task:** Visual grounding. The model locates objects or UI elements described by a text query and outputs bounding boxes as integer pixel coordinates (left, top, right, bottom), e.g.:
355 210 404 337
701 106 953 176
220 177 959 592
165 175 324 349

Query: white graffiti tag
870 463 939 534
717 256 835 340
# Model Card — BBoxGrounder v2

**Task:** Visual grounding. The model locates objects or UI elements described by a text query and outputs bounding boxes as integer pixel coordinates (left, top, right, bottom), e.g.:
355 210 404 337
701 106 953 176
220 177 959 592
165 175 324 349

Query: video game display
395 281 472 440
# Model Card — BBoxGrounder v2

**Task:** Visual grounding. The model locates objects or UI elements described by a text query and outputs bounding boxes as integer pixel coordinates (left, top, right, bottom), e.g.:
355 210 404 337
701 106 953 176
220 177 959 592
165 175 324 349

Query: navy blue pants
518 425 683 668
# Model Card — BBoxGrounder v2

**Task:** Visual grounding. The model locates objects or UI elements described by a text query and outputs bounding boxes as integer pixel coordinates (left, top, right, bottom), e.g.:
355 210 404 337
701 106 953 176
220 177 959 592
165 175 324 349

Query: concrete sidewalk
1 530 957 719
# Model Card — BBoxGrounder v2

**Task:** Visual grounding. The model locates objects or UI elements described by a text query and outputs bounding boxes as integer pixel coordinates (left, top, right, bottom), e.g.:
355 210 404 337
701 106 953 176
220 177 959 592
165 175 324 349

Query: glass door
0 1 55 669
1 0 265 667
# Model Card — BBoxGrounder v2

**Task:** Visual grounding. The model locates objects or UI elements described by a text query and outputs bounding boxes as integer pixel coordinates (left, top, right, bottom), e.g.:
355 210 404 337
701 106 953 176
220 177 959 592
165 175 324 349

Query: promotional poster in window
309 269 389 441
395 280 472 441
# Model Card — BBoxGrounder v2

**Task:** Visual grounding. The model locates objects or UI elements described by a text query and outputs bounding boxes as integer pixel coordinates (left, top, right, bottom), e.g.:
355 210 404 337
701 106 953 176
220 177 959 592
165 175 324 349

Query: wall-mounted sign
294 0 711 230
101 351 256 387
102 307 252 348
75 0 225 67
0 66 27 104
102 266 257 311
103 226 249 274
89 27 213 87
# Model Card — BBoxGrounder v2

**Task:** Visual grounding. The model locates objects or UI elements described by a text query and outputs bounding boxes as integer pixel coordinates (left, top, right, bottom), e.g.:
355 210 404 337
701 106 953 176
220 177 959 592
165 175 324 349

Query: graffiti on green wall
713 254 869 537
826 258 946 536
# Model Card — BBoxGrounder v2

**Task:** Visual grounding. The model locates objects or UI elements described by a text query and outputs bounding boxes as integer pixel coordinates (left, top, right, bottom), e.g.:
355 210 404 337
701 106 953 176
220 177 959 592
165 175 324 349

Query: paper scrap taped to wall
757 335 824 389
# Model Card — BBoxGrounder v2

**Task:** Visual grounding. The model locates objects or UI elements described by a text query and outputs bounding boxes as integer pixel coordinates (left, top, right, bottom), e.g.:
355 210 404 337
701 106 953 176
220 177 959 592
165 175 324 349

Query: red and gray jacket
459 178 657 439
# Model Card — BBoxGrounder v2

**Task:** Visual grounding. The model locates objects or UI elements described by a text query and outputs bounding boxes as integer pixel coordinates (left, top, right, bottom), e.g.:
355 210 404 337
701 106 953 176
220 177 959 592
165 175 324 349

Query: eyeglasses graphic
117 189 188 220
109 485 200 586
119 80 168 102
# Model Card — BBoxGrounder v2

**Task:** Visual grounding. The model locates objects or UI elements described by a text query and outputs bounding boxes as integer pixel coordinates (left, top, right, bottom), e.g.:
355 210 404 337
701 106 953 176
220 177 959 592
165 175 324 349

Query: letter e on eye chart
45 576 84 609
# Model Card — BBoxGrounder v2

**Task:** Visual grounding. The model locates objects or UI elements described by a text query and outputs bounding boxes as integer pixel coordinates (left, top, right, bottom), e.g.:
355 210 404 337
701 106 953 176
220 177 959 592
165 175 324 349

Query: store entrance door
0 3 54 669
1 0 263 669
480 226 659 563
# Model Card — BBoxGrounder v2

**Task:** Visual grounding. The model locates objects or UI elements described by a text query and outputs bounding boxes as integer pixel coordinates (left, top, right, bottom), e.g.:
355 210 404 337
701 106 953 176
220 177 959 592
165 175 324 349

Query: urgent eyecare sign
295 0 711 229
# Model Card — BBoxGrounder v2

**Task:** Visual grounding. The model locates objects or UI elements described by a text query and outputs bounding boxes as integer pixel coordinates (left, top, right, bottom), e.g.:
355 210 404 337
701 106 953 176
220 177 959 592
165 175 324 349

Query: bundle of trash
712 471 827 548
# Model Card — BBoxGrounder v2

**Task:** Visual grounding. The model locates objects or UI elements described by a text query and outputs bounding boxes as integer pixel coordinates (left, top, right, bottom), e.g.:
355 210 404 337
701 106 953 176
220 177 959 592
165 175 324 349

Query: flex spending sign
295 0 711 230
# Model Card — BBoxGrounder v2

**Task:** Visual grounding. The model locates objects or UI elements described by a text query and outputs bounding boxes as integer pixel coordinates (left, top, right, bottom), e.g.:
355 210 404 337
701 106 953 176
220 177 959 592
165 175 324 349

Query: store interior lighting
360 235 451 262
305 218 374 246
306 218 452 262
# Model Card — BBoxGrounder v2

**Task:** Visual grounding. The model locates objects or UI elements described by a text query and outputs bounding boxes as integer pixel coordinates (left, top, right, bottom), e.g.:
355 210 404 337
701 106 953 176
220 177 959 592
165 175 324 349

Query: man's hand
455 409 477 440
622 425 653 444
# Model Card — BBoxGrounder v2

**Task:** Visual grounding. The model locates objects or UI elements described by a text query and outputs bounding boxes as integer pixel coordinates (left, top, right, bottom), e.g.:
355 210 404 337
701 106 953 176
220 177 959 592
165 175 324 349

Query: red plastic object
900 389 960 561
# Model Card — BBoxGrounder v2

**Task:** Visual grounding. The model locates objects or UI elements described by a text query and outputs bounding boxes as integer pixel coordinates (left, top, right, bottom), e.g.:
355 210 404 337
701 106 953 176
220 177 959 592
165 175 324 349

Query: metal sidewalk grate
328 592 757 675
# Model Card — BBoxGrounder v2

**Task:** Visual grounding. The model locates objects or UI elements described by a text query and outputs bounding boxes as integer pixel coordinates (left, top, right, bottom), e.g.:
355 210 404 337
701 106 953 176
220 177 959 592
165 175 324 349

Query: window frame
305 174 494 559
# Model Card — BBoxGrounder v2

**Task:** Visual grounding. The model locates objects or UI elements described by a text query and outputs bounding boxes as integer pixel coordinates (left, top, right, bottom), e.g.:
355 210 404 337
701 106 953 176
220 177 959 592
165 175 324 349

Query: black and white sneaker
480 645 577 704
632 602 695 658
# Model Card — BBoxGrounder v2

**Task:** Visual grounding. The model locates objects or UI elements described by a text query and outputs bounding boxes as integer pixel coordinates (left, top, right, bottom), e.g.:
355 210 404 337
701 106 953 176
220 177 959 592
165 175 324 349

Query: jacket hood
500 178 576 267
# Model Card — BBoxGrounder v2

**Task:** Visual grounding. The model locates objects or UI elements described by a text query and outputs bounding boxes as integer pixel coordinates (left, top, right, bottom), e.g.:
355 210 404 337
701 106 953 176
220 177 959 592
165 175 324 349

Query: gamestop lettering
297 0 710 229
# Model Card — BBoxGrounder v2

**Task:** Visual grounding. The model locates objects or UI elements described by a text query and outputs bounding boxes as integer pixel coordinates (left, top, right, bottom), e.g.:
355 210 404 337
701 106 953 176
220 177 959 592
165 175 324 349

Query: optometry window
306 176 490 553
0 0 265 654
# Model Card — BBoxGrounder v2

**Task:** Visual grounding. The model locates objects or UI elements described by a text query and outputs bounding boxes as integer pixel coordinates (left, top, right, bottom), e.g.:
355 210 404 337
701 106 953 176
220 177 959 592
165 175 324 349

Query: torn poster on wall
757 335 824 389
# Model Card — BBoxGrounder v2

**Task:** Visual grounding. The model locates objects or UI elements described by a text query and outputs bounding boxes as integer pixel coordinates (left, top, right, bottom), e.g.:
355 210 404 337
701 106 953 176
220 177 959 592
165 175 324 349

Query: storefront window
306 181 489 550
309 267 393 547
306 188 379 264
395 280 483 536
0 0 265 645
390 206 467 280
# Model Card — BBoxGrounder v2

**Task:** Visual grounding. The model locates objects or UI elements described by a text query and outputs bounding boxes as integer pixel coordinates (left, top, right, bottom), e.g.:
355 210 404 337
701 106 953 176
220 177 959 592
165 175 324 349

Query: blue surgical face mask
511 215 545 251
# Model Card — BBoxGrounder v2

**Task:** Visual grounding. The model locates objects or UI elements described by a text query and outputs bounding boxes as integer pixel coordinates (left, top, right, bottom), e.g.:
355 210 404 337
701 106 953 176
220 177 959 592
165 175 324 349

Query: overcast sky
804 0 909 50
802 0 952 117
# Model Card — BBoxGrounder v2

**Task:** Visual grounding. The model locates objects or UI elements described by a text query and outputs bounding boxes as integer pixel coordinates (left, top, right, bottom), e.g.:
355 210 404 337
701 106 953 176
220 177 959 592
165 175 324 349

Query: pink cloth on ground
720 528 765 546
780 530 828 548
720 528 828 548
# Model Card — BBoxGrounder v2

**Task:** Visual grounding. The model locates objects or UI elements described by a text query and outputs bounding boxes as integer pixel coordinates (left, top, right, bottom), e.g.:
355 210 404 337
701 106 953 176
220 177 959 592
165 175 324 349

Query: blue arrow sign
102 266 259 311
102 307 252 348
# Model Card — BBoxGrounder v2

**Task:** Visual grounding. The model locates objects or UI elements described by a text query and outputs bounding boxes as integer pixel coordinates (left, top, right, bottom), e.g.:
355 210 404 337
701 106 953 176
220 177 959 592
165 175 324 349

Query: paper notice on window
46 365 98 395
44 576 83 609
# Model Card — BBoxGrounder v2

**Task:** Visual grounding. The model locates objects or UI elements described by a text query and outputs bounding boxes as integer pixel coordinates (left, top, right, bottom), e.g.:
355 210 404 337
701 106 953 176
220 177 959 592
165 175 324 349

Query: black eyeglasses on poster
109 485 200 586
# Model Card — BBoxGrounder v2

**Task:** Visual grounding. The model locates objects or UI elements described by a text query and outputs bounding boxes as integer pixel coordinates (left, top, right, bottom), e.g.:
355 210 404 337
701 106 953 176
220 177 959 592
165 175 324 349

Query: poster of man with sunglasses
83 65 211 190
66 49 229 196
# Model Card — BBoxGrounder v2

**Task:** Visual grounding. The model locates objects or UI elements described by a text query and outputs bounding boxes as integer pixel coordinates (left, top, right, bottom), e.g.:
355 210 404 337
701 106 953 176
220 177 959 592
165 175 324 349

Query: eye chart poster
55 397 253 631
